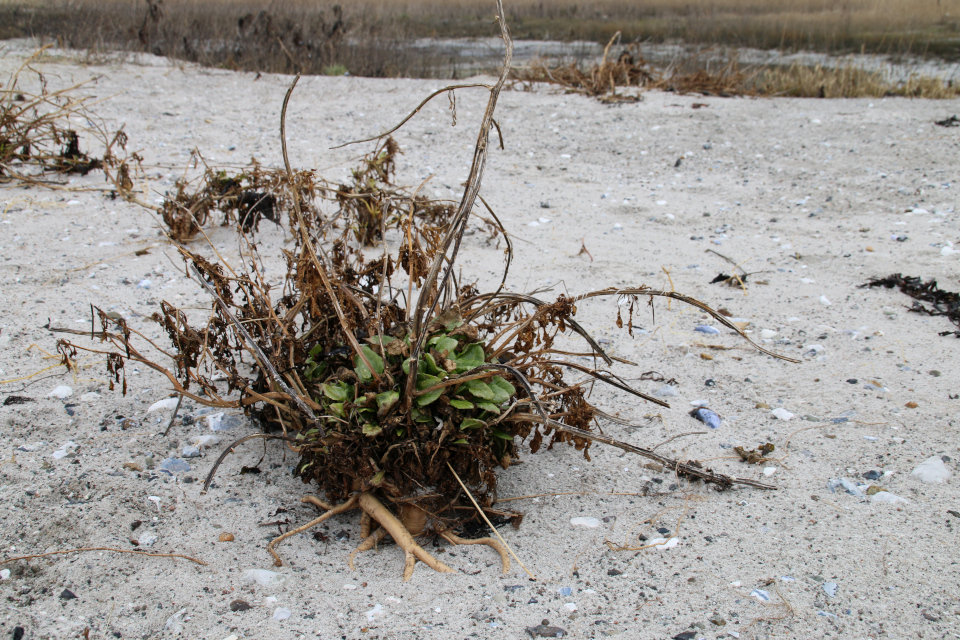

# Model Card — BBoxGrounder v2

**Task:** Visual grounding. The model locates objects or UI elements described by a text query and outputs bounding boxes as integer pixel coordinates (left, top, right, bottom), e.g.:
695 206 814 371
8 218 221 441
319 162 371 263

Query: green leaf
353 345 385 382
367 335 395 346
452 438 468 445
427 333 446 347
396 428 406 437
416 373 444 406
449 398 474 410
322 383 350 402
421 353 442 376
432 336 458 355
490 428 513 440
411 408 432 423
460 418 485 430
402 357 411 375
376 390 399 412
328 402 345 418
477 402 500 414
489 376 516 398
463 379 494 400
362 423 382 436
453 343 485 372
308 344 324 358
369 470 385 486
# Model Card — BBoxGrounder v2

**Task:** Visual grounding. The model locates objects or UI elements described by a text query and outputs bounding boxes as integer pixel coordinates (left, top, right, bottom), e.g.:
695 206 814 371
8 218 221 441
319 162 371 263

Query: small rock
905 401 919 409
526 620 567 638
272 607 291 621
755 402 770 409
558 587 572 596
243 569 286 587
760 329 777 339
181 446 201 458
80 392 100 402
121 461 143 472
923 611 942 622
911 457 951 483
219 532 235 542
47 385 73 399
823 582 838 597
673 633 696 640
862 470 883 480
159 457 191 474
563 603 577 612
871 491 908 504
0 569 9 580
929 370 941 377
138 533 159 547
607 569 622 576
147 397 180 413
709 615 726 626
820 295 831 306
230 599 250 612
570 517 601 528
60 588 78 600
771 408 794 420
189 435 220 448
137 279 152 289
694 325 720 334
654 385 679 398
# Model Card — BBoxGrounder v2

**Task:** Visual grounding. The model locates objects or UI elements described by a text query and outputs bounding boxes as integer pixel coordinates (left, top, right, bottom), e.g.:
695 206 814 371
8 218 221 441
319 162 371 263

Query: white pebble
147 397 180 413
911 457 951 483
870 491 908 504
80 392 100 402
763 467 777 477
570 517 601 528
47 385 73 399
771 408 794 421
243 569 287 587
272 607 292 621
563 603 578 612
760 329 777 339
819 295 831 306
647 537 679 550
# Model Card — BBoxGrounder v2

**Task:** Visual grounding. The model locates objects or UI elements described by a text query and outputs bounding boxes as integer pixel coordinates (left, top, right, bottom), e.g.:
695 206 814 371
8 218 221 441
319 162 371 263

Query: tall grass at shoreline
1 0 958 95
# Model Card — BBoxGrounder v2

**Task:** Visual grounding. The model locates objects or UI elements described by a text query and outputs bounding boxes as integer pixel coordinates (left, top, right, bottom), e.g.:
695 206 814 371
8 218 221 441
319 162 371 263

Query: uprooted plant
56 0 797 581
1 47 145 192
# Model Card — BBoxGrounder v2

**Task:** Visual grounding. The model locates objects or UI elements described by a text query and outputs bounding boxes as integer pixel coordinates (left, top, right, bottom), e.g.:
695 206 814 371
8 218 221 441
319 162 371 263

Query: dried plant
57 0 796 581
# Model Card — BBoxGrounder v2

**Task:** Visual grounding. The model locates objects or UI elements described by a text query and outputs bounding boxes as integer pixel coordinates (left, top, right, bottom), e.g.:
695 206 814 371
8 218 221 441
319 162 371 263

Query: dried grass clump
511 33 655 102
58 0 795 581
1 48 144 191
754 63 960 98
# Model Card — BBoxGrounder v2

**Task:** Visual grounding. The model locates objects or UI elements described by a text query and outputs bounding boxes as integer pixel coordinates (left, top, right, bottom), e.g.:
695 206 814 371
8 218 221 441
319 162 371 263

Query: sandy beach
1 41 959 639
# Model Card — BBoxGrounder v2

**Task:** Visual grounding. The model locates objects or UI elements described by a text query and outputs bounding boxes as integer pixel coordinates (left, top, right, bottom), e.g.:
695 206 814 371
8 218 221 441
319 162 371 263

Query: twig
1 547 206 566
162 394 184 437
446 462 535 580
651 431 708 452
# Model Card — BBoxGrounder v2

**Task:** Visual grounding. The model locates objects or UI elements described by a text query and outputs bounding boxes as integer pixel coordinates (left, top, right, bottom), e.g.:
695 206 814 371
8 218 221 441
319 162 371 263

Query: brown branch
1 547 206 566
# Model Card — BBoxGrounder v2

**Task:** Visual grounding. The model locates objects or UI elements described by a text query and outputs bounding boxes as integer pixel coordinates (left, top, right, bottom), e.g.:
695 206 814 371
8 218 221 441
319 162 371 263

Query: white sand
1 43 959 639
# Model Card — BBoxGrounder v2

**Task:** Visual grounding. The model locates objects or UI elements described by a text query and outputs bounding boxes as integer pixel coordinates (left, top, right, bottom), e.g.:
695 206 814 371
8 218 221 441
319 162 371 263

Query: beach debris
694 324 721 334
526 620 567 638
3 395 34 405
911 457 951 483
690 407 722 429
60 589 78 600
137 532 159 547
827 478 865 496
750 588 770 602
655 385 680 397
935 115 960 127
820 295 831 306
47 385 72 399
861 274 960 337
823 582 838 597
273 607 292 621
181 446 201 458
771 408 794 420
51 441 77 459
734 442 775 464
862 470 883 480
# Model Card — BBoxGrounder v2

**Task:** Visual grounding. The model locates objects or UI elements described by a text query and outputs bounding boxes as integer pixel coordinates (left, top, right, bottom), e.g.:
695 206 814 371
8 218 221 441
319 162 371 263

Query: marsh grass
2 0 960 80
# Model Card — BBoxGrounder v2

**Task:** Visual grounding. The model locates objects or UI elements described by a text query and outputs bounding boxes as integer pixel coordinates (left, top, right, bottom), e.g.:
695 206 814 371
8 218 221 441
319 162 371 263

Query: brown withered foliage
57 0 794 581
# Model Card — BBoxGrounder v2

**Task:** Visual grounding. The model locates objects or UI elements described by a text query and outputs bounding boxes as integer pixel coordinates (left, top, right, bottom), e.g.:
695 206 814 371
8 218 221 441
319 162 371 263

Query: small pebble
60 589 78 600
771 408 794 420
243 569 286 587
230 599 250 612
138 533 158 547
159 457 191 474
181 446 201 458
694 325 720 334
47 385 73 399
823 582 838 597
654 385 679 398
273 607 292 621
570 517 601 528
911 457 951 483
219 532 235 542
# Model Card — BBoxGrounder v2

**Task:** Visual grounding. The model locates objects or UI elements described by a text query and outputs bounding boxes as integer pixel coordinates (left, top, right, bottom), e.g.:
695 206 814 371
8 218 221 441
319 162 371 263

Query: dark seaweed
862 274 960 337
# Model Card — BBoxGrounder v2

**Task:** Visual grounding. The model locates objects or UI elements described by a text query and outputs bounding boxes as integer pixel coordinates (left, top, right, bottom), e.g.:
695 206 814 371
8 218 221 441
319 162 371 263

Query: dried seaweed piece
862 274 960 337
735 442 775 464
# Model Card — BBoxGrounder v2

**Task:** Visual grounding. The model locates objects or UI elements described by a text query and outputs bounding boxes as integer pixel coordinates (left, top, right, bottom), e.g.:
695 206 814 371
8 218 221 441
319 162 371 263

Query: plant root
440 530 510 574
348 527 387 570
268 494 358 567
356 492 454 581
